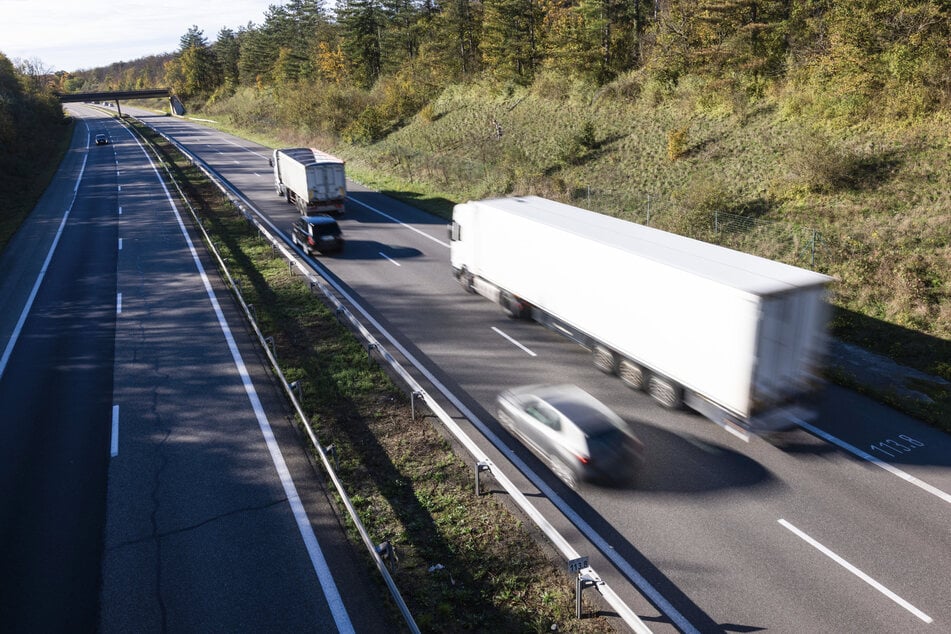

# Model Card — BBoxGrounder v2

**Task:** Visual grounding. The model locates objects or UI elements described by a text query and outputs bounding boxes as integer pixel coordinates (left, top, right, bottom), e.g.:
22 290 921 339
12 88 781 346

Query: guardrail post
376 541 398 571
289 380 303 402
324 444 338 471
264 336 276 361
411 390 424 420
475 461 491 496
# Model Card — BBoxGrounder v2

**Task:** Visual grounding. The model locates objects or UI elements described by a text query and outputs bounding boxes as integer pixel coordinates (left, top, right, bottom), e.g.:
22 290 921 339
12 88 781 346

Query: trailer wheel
619 359 646 390
592 346 617 375
500 291 529 319
285 189 292 204
459 267 476 294
647 374 682 409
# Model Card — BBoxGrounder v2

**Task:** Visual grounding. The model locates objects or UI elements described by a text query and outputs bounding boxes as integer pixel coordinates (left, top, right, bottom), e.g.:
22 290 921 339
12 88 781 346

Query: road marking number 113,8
870 435 924 458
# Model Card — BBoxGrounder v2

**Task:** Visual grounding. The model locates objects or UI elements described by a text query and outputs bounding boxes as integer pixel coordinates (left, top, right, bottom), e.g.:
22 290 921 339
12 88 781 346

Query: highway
0 106 388 632
122 104 951 633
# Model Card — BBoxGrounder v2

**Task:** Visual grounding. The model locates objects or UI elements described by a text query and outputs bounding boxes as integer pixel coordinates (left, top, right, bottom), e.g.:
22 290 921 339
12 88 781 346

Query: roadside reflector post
568 557 593 618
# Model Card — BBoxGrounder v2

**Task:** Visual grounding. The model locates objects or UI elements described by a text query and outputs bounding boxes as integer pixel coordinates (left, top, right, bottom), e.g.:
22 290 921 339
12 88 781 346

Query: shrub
667 125 689 161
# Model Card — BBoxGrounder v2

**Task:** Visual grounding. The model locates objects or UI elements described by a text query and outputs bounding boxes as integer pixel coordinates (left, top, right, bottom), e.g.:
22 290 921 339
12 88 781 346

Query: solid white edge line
130 131 355 634
111 405 119 457
379 252 401 267
0 149 88 381
491 326 538 357
778 519 933 623
793 417 951 505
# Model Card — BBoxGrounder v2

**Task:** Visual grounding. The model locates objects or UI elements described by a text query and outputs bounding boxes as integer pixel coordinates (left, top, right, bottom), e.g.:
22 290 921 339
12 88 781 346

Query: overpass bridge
56 88 184 116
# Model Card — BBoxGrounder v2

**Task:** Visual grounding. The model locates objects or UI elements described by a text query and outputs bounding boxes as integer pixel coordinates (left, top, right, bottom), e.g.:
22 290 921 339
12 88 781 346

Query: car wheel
551 459 579 490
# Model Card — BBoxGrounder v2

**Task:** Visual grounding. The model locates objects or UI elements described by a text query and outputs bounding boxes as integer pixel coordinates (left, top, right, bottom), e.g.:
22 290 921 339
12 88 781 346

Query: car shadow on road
335 240 423 262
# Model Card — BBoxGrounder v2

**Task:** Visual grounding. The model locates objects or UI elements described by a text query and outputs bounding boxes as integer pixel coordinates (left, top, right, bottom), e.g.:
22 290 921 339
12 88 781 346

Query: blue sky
0 0 273 72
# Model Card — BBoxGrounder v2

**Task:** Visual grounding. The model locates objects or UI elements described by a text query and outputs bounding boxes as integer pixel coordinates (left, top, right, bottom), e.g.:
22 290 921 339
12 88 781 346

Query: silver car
497 384 643 489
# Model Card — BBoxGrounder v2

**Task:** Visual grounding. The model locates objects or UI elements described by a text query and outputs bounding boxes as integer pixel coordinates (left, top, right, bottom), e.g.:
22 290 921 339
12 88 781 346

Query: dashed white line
118 206 122 215
380 252 401 267
778 519 932 623
492 326 537 357
794 417 951 505
349 197 450 248
118 238 123 251
110 405 119 457
116 292 122 314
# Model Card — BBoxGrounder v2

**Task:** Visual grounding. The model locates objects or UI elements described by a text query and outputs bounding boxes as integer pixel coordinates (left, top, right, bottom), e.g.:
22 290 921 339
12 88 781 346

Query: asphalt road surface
120 103 951 634
0 106 390 632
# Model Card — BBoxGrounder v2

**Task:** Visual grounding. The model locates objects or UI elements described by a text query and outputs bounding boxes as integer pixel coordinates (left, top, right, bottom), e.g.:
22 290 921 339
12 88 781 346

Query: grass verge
127 118 615 632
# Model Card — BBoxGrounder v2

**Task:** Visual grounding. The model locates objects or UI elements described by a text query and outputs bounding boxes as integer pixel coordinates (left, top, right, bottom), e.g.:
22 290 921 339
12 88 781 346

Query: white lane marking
778 519 933 623
118 238 123 251
794 417 951 505
111 405 119 457
492 326 537 357
116 292 122 314
349 197 450 248
129 132 355 633
254 173 262 178
118 206 123 215
0 152 88 381
380 252 401 267
118 185 121 192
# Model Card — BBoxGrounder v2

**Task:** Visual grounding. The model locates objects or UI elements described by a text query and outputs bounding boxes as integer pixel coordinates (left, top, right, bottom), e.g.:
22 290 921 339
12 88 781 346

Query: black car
291 214 344 255
95 134 109 145
497 384 643 489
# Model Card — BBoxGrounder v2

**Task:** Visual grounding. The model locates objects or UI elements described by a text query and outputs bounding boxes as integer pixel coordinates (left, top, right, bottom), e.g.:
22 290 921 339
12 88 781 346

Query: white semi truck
271 148 347 215
449 196 833 435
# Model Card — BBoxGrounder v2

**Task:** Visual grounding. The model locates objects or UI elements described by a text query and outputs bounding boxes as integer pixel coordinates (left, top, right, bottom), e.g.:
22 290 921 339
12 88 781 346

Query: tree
481 0 544 83
337 0 386 86
166 25 222 98
213 28 242 88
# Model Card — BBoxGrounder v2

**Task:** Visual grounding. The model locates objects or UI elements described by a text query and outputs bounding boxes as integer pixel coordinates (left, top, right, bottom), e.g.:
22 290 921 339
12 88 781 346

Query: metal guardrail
129 115 657 634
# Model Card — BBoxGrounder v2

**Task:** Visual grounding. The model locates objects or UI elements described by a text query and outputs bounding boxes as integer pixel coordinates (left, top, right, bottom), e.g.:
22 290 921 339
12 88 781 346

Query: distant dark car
95 134 109 145
497 384 643 489
291 214 343 255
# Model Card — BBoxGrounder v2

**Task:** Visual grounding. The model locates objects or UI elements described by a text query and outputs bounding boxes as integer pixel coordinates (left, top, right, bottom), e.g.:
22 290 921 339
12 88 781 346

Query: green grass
129 119 613 632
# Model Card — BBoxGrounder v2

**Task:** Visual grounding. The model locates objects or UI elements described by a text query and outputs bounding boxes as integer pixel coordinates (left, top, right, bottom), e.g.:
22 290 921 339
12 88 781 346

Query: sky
0 0 273 73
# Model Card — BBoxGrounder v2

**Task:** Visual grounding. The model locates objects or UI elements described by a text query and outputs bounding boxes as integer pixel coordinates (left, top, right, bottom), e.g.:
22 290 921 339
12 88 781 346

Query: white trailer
271 148 347 215
449 196 833 435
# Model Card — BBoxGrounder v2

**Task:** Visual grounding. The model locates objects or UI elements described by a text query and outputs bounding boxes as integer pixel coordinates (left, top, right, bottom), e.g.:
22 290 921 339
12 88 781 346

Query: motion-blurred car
94 134 109 145
497 384 643 489
291 214 344 255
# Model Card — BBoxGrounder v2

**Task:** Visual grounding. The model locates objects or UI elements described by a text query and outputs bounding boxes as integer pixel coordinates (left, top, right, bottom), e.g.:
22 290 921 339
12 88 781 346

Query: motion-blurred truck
271 148 347 215
449 196 833 436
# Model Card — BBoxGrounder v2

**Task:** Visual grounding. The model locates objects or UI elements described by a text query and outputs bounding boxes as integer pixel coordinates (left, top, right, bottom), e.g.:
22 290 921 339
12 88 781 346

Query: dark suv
291 214 344 255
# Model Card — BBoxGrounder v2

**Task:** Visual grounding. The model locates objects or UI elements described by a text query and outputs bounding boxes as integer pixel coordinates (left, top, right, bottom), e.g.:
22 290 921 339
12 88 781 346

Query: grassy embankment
128 118 613 632
0 117 73 250
195 79 950 429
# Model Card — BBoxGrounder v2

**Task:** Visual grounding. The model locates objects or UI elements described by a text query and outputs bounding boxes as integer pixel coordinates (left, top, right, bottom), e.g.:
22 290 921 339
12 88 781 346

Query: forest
6 0 951 388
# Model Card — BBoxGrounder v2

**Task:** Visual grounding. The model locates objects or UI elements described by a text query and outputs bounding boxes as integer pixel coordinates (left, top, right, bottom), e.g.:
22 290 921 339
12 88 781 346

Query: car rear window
312 222 340 237
586 428 627 455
